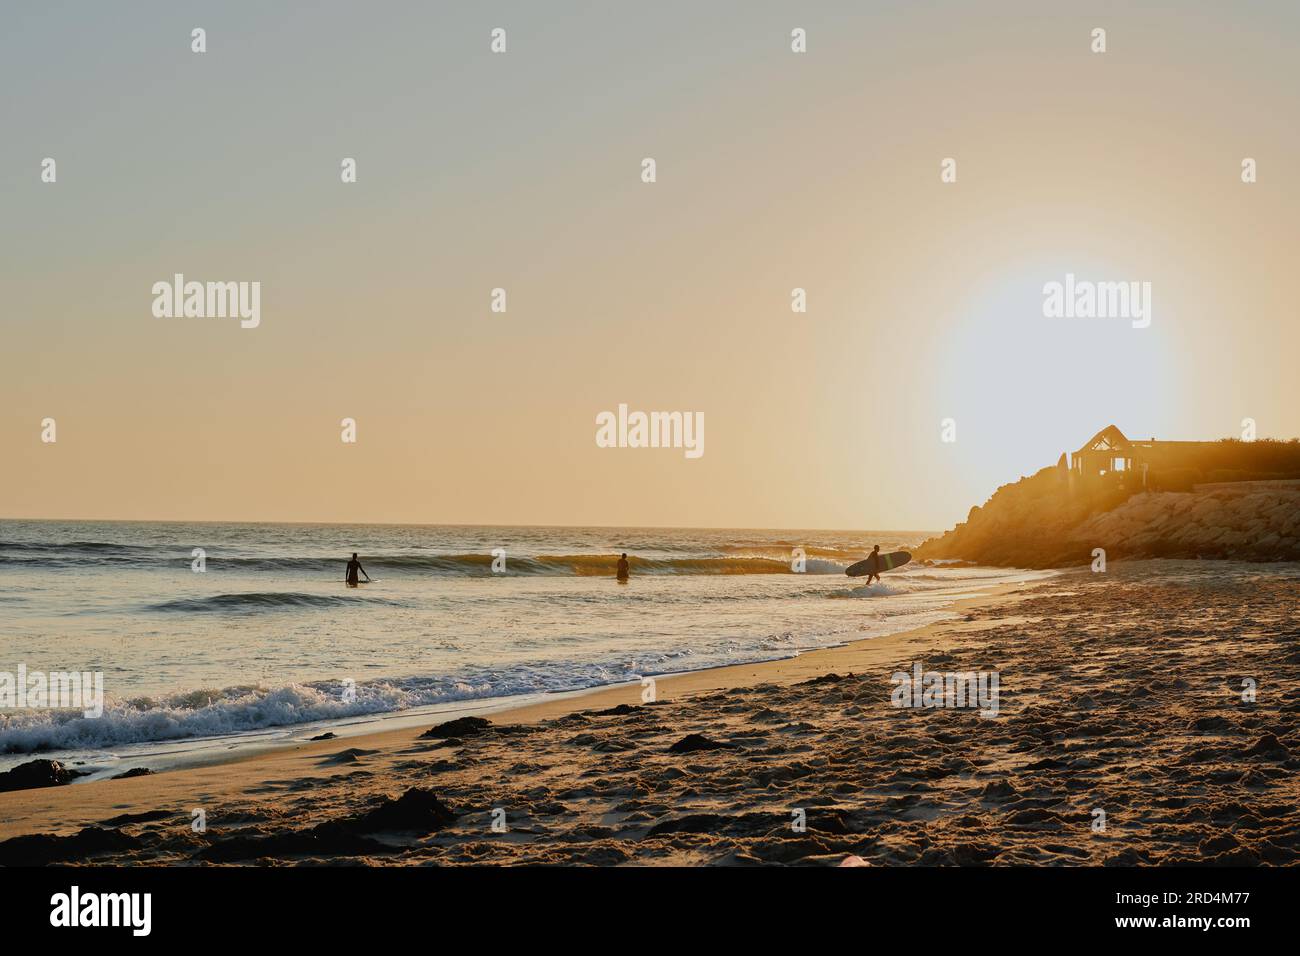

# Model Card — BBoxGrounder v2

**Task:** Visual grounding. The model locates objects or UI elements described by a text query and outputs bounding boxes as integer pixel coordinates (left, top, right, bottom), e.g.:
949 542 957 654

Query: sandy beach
2 561 1295 866
8 6 1300 941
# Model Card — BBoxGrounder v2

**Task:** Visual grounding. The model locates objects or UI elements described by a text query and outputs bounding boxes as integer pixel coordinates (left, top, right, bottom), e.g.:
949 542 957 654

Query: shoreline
0 579 1045 841
3 560 1295 866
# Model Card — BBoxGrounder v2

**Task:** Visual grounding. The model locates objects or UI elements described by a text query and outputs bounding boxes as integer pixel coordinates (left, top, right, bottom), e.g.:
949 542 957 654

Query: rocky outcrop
1066 485 1300 561
916 469 1300 568
419 716 492 740
915 466 1113 567
0 759 87 793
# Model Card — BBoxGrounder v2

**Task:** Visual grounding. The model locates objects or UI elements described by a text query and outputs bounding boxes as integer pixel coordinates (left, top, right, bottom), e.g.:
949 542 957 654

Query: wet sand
1 563 1296 866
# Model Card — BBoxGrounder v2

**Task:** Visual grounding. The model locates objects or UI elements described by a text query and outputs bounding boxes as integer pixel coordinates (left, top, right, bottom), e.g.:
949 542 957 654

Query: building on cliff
1068 425 1300 493
1071 425 1208 489
1066 421 1170 489
1070 425 1141 484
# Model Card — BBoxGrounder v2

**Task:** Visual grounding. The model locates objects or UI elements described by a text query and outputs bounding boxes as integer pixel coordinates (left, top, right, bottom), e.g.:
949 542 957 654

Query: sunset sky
3 1 1298 530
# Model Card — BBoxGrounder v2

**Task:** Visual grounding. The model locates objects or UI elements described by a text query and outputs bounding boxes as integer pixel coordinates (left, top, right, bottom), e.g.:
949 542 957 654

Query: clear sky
2 1 1297 530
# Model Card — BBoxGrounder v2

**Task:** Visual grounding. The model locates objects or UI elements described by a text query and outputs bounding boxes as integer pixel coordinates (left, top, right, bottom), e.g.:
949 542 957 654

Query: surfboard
845 551 911 577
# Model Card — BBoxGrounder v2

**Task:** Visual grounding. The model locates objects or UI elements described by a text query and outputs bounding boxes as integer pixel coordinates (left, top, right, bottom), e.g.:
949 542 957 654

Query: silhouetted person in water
864 544 882 586
345 552 370 587
616 553 630 582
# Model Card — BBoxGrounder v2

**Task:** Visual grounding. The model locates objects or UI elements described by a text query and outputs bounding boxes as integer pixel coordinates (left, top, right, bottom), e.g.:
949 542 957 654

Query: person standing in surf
345 552 371 587
616 553 630 582
864 545 882 586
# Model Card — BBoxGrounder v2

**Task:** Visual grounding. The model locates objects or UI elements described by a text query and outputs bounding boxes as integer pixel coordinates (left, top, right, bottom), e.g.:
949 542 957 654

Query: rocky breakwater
1066 483 1300 561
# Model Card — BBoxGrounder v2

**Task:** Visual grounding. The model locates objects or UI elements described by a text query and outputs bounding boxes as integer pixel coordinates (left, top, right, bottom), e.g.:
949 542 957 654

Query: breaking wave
0 645 727 754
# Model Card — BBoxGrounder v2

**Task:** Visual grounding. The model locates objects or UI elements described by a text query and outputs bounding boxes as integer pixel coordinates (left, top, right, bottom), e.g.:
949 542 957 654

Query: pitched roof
1074 424 1131 456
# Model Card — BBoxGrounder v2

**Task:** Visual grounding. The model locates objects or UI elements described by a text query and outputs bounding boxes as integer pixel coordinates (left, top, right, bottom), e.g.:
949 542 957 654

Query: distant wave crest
145 592 404 613
1 546 858 577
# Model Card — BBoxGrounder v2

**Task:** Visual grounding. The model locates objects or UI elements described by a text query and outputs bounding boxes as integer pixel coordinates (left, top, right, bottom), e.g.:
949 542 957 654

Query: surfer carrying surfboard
345 553 371 587
845 548 911 580
864 545 882 585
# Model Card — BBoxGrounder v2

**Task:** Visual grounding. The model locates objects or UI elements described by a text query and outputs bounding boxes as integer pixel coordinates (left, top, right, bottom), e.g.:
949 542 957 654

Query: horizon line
0 515 942 536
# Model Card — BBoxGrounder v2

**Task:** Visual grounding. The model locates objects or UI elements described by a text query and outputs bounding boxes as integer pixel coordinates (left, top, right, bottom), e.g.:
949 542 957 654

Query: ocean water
0 521 1050 776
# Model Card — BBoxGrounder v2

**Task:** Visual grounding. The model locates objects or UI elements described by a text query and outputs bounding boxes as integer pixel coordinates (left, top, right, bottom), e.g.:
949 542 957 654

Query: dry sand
1 562 1296 866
